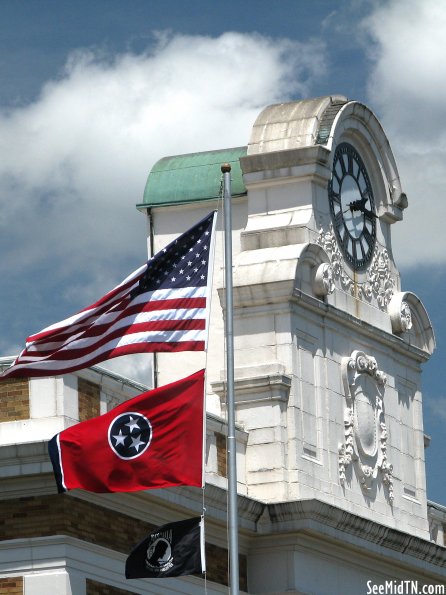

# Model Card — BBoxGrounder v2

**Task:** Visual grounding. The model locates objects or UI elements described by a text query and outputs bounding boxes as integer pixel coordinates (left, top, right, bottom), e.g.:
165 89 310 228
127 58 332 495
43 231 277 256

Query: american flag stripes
1 212 217 379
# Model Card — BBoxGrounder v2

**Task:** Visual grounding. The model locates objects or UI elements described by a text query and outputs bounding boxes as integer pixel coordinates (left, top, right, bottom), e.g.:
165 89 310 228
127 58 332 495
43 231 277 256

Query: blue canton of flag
131 212 214 296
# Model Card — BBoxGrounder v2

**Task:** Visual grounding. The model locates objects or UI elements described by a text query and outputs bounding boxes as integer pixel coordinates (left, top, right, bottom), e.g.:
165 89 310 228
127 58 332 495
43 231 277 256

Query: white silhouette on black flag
125 517 205 579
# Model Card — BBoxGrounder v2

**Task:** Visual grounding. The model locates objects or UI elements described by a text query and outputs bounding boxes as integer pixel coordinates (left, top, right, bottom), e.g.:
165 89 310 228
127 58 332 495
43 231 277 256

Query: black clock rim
328 142 377 271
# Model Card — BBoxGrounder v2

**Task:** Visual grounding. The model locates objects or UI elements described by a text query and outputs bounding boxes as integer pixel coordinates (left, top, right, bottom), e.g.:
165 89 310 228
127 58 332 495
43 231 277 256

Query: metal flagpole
221 163 239 594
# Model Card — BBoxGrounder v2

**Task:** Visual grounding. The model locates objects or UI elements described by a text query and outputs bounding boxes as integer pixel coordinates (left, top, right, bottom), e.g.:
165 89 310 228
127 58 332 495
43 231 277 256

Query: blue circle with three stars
108 412 152 460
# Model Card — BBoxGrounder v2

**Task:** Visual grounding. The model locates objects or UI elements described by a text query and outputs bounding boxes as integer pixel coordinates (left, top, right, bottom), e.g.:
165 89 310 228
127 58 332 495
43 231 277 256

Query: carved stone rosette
313 262 335 296
316 226 396 310
338 350 394 503
388 292 413 334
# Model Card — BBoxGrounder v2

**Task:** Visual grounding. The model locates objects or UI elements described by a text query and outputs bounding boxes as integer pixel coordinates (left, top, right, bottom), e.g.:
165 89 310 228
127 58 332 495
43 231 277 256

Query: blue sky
0 0 445 503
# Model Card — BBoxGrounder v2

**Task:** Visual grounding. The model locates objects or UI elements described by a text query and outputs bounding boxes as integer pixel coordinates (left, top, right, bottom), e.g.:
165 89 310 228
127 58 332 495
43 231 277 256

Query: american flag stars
131 212 214 297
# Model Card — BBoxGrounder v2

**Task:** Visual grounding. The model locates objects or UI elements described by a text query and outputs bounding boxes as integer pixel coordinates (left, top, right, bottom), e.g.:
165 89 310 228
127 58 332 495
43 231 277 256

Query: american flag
1 212 217 379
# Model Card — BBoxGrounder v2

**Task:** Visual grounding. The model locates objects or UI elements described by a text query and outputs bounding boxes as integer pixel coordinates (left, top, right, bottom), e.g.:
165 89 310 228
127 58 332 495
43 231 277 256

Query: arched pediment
388 291 435 355
326 101 407 222
294 243 334 298
225 242 333 309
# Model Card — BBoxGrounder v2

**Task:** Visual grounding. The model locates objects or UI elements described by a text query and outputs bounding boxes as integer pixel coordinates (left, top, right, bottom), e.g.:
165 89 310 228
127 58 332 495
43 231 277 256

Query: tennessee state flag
48 369 205 493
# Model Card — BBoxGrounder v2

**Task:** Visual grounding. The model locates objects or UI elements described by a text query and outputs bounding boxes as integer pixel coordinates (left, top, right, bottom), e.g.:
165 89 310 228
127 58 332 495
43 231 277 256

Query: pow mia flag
125 517 205 579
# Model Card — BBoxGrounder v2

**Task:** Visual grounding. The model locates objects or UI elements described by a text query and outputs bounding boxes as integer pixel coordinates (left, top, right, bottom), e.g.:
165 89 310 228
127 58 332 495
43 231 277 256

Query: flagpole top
221 163 231 173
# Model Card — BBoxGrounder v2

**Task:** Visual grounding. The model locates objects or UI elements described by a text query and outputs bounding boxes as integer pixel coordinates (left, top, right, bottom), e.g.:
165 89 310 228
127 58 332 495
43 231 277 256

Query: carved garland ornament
338 350 394 503
317 226 396 310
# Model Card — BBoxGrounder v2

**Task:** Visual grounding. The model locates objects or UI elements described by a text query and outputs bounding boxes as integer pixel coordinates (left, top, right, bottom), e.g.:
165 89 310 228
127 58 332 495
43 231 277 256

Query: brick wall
0 379 29 422
78 378 100 422
216 432 227 477
206 541 247 590
0 495 148 553
0 576 23 594
0 495 246 590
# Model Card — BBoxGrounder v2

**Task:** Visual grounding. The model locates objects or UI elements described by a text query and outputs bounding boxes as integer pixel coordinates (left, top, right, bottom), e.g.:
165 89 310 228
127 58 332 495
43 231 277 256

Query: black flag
125 517 205 579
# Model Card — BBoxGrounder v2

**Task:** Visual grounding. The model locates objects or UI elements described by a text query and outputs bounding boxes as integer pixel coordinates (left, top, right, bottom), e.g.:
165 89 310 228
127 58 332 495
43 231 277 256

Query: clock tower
137 94 446 592
223 95 435 539
143 95 436 547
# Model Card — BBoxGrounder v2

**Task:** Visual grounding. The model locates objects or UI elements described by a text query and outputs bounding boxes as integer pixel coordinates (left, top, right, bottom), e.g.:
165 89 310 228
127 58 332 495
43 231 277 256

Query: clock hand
362 207 377 219
345 200 377 219
348 197 367 212
347 196 378 218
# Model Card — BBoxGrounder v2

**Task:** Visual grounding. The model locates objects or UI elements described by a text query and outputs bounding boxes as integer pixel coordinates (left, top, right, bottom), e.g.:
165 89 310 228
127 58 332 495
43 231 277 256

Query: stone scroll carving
338 350 394 503
317 226 396 310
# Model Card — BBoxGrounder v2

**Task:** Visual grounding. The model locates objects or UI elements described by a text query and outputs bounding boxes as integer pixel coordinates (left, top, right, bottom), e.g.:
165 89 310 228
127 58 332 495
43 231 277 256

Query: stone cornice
224 279 429 363
240 145 331 184
291 288 431 363
263 499 446 571
211 372 292 405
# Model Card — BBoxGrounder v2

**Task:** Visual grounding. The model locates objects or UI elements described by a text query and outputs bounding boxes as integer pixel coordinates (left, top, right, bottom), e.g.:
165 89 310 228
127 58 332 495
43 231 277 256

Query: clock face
328 142 376 270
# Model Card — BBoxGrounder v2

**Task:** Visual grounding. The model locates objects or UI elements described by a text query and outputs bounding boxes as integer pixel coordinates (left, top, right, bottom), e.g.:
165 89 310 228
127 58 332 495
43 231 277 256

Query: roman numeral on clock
334 210 344 230
362 227 374 250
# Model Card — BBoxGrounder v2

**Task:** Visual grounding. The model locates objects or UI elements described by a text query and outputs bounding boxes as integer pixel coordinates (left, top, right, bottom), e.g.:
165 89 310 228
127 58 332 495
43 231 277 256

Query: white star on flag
113 430 127 447
126 417 140 433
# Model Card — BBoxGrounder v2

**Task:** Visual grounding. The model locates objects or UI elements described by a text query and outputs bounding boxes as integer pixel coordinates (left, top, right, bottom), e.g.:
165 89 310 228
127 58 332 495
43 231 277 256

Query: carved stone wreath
316 226 396 310
338 350 394 503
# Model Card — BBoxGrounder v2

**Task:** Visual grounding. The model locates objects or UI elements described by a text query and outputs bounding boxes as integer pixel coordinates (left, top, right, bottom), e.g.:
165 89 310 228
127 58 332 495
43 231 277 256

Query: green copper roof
139 146 247 208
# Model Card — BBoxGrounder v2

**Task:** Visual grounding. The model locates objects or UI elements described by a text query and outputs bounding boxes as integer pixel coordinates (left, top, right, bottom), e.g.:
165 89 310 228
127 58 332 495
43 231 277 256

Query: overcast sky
0 0 445 502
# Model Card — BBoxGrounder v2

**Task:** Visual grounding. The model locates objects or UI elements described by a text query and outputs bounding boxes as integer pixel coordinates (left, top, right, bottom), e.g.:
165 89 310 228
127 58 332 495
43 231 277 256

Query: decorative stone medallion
388 292 413 334
400 301 413 332
313 262 335 296
338 350 394 503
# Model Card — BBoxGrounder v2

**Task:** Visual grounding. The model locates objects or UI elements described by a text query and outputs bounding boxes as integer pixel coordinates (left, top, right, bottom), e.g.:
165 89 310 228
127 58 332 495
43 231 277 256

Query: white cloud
99 354 153 387
365 0 446 140
0 30 326 379
362 0 446 267
0 31 325 284
426 394 446 424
